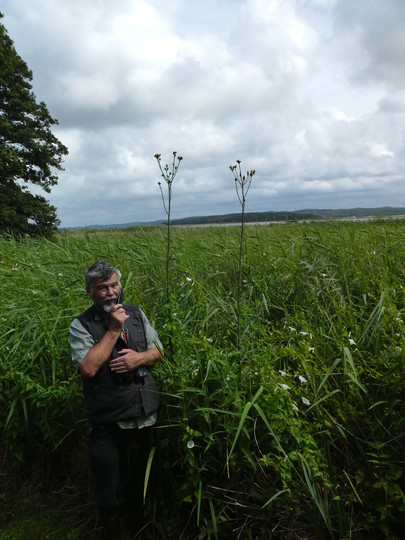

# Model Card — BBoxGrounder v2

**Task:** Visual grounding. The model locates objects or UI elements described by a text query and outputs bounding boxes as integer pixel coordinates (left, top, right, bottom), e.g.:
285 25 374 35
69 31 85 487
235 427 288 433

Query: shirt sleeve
69 318 95 370
139 309 163 353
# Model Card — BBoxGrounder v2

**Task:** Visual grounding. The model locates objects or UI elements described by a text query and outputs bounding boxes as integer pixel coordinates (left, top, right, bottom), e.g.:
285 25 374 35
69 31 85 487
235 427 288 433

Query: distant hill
64 207 405 230
170 210 317 225
65 218 164 230
298 207 405 219
170 206 405 225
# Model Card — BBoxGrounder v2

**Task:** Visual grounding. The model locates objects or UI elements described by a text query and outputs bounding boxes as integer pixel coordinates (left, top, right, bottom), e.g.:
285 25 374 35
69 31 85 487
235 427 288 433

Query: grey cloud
333 0 405 87
2 0 404 227
378 93 405 115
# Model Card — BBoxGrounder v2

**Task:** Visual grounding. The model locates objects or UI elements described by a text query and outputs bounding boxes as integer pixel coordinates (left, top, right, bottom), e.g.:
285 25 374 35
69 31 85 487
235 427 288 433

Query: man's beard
100 295 117 314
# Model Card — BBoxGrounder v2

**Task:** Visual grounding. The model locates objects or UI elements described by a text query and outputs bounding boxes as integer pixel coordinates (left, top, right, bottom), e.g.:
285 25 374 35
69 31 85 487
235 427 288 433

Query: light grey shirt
69 307 162 429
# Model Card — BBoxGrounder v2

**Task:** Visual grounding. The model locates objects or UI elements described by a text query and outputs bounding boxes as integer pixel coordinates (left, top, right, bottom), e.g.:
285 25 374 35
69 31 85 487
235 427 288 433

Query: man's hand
110 347 163 374
108 304 129 331
110 349 142 373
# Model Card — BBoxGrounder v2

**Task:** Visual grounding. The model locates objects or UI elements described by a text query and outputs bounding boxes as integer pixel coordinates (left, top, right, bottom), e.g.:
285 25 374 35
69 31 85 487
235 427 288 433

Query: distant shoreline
171 214 405 228
61 207 405 231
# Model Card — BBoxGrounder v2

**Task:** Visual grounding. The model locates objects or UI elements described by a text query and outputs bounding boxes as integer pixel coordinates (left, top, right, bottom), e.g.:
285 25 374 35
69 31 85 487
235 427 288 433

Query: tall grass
0 220 404 538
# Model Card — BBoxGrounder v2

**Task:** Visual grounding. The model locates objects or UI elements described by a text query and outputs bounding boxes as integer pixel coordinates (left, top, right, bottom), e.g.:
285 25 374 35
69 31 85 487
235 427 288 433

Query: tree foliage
0 13 68 237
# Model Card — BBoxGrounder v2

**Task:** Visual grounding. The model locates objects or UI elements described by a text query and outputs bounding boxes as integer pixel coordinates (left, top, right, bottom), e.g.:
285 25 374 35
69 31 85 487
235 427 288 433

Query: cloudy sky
2 0 404 227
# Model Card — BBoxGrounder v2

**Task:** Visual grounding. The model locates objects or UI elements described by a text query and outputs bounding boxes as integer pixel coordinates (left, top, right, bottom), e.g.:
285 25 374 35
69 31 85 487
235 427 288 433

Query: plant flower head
229 159 256 206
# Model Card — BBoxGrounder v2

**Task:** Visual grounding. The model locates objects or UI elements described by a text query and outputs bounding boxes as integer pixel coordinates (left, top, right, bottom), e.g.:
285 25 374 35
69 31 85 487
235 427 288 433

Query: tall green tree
0 13 68 237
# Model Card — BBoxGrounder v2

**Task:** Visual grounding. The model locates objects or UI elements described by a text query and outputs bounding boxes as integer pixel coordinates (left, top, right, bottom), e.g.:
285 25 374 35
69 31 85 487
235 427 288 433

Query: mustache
104 294 117 303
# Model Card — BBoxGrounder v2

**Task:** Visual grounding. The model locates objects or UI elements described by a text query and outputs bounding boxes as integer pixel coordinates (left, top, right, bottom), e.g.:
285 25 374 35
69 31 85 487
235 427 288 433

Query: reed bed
0 220 404 539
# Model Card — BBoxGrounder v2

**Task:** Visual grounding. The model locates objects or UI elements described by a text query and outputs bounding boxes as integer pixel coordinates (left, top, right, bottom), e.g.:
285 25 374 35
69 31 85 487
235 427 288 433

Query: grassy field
0 220 404 539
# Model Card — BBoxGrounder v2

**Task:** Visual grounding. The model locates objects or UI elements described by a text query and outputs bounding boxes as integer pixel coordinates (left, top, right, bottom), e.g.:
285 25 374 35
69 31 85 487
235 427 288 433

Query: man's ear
86 288 92 298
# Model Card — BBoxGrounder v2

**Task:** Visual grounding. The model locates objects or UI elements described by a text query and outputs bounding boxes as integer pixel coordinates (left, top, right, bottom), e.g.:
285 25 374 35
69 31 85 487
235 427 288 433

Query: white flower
309 347 315 353
289 326 297 333
186 276 192 282
58 273 63 277
302 397 311 406
321 273 327 277
298 375 308 383
279 370 287 377
280 384 291 391
292 403 299 411
349 338 356 346
187 440 195 449
299 331 308 336
206 338 213 343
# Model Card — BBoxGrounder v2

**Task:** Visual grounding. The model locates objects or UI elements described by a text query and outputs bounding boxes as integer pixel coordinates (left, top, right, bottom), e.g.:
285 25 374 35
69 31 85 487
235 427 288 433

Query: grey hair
85 260 121 293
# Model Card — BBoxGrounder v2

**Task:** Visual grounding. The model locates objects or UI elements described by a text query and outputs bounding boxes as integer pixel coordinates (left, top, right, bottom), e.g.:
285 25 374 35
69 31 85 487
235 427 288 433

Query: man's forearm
137 346 163 367
79 327 121 378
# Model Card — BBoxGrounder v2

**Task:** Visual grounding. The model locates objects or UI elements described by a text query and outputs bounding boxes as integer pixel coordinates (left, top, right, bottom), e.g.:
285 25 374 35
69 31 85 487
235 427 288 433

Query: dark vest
76 304 160 424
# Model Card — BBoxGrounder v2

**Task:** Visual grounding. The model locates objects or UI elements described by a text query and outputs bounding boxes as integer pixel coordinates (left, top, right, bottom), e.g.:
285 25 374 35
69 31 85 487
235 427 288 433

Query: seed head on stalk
155 152 183 217
229 160 256 208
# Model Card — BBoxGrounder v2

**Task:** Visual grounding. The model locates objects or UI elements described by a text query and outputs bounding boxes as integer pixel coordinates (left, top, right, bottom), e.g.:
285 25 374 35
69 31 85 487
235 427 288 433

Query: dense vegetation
0 220 404 539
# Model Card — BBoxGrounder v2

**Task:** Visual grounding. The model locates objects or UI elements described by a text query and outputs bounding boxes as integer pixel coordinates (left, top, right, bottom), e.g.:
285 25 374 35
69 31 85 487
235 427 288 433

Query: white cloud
57 72 120 110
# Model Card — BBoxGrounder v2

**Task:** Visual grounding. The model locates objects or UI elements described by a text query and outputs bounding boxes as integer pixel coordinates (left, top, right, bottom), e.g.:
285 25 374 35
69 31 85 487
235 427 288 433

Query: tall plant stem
155 151 183 355
163 173 172 299
229 160 256 368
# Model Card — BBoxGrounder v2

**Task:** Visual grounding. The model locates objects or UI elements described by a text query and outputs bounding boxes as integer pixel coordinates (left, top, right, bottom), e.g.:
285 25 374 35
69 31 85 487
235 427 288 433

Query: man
70 260 163 539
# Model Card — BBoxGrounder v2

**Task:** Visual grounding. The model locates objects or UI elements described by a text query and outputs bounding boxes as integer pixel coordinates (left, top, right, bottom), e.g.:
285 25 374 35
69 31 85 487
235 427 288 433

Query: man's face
88 272 121 315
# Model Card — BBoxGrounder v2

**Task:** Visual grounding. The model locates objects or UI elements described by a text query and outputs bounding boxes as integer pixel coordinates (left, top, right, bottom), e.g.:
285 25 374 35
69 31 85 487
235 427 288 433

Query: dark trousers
89 424 155 522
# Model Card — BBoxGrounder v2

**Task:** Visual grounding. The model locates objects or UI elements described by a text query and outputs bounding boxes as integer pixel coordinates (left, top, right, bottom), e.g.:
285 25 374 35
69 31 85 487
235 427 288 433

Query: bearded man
69 260 163 539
